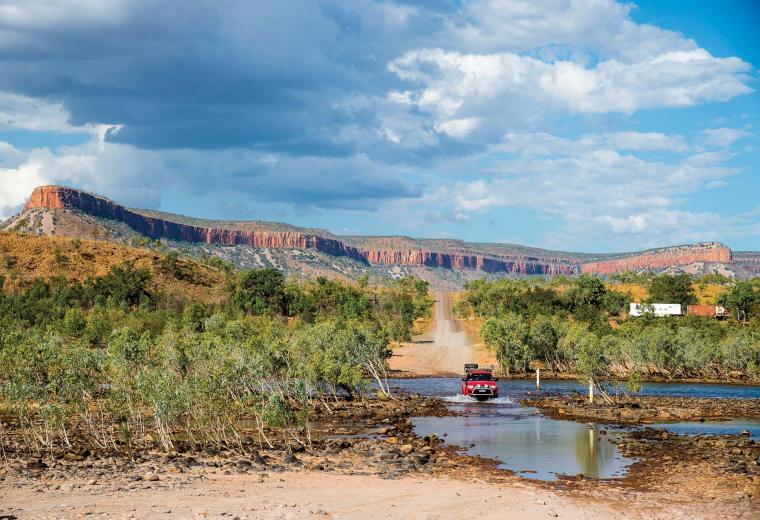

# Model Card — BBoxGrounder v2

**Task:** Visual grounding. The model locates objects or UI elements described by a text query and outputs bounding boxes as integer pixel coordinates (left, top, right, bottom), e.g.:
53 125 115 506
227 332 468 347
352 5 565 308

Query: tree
571 275 607 308
481 314 531 374
648 274 695 309
719 280 759 324
232 268 286 315
602 289 629 316
86 262 153 308
527 316 562 370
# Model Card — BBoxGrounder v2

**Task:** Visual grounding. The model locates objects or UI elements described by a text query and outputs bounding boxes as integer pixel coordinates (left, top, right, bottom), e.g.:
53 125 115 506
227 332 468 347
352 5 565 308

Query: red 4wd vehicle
461 364 499 401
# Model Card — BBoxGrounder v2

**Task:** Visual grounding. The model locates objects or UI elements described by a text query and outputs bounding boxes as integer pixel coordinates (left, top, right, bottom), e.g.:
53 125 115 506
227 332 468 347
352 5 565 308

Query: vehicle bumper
469 388 497 397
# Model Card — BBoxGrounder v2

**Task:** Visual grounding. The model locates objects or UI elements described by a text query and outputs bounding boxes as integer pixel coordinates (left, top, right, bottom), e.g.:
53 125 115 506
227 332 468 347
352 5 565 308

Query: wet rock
236 460 252 471
282 453 299 465
63 453 85 462
250 451 267 465
26 459 47 470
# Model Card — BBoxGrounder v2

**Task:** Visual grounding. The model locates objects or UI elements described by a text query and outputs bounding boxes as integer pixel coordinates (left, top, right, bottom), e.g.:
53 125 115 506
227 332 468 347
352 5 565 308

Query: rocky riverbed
521 394 760 424
2 393 759 518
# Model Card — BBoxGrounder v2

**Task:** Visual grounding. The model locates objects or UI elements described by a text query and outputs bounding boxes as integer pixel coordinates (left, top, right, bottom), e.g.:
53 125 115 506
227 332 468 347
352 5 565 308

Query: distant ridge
3 185 744 284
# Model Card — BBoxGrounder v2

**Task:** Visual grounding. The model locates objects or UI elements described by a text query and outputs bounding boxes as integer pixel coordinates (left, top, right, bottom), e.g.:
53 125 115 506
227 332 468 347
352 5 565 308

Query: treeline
456 275 760 382
0 263 432 453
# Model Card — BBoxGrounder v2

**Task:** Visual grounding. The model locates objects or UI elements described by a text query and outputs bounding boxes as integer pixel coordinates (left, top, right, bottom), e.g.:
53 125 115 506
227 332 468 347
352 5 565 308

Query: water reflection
391 378 760 482
412 404 630 481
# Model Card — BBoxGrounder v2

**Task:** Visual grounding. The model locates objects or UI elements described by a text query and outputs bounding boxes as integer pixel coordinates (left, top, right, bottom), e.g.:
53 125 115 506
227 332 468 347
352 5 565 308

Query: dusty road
390 291 495 376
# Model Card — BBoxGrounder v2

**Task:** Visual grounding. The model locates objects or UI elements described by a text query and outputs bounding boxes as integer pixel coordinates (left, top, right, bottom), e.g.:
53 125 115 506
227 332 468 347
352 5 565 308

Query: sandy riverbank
1 469 628 520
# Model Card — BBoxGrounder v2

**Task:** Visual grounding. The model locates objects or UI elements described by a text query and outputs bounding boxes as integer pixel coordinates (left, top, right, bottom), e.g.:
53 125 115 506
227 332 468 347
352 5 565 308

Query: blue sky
0 0 758 252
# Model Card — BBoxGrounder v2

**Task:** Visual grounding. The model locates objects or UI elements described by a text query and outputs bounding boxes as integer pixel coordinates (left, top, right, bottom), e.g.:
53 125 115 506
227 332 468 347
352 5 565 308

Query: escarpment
581 243 732 275
362 249 577 275
25 186 367 262
19 186 741 278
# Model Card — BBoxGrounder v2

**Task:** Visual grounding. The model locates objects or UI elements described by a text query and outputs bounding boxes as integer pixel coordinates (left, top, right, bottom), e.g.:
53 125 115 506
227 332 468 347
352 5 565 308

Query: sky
0 0 758 253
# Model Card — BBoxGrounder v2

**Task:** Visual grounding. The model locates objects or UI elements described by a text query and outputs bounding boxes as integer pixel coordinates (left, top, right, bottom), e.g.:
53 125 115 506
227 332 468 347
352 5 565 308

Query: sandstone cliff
581 243 732 275
363 249 577 275
21 186 739 278
25 186 367 262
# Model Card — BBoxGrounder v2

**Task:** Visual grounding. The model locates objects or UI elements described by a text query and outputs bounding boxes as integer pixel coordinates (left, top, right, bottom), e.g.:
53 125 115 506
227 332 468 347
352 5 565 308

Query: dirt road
390 291 494 376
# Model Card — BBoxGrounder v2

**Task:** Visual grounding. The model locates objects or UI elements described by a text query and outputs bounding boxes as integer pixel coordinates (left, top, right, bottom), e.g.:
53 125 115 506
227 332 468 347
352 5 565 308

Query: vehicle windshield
467 373 493 381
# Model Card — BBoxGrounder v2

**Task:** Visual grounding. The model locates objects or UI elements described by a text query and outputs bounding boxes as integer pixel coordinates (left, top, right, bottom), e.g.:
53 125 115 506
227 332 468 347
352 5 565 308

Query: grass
0 232 228 304
609 282 728 305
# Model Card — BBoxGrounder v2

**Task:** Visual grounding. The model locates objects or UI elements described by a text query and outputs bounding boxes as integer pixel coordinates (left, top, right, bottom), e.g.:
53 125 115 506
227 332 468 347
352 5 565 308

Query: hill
0 232 228 304
1 185 751 287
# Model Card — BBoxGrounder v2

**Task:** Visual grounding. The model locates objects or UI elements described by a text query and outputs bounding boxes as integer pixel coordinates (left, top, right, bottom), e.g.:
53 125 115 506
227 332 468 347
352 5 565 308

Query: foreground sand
2 469 639 519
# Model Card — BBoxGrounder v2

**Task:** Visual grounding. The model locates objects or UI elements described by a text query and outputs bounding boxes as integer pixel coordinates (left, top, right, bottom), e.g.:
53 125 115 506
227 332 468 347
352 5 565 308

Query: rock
26 459 47 470
251 451 267 465
236 460 252 471
400 445 414 455
282 453 299 465
142 472 160 482
740 430 751 437
386 437 398 444
63 453 85 462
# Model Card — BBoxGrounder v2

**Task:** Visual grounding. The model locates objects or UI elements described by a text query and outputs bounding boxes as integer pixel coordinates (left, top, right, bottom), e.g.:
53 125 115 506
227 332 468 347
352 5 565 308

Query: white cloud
603 132 689 152
0 137 420 219
700 127 751 148
389 48 751 123
0 92 78 133
435 117 480 138
427 129 748 249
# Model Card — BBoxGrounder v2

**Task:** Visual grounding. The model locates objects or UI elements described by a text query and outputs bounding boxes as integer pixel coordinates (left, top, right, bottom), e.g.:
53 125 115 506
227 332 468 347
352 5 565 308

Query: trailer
629 303 682 317
687 305 729 319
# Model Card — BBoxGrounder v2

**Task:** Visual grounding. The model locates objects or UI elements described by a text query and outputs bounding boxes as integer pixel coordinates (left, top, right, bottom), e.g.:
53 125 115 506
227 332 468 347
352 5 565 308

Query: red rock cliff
25 186 367 262
362 249 578 275
581 243 732 275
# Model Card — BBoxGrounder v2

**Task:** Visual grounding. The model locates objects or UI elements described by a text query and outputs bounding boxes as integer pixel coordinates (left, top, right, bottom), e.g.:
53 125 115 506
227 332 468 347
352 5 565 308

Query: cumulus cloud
389 48 751 123
0 0 755 250
427 129 751 249
0 92 83 133
0 138 420 218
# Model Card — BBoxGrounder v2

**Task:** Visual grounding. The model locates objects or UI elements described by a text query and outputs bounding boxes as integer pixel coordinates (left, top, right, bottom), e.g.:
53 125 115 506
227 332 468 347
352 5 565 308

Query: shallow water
389 377 760 481
388 377 760 400
654 419 760 440
413 400 630 481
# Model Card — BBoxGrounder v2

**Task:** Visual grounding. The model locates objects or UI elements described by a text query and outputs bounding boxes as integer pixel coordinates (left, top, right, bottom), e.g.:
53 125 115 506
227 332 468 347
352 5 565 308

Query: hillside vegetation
0 232 228 304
